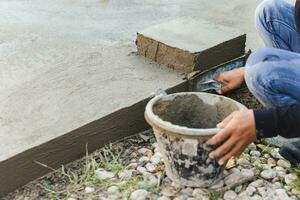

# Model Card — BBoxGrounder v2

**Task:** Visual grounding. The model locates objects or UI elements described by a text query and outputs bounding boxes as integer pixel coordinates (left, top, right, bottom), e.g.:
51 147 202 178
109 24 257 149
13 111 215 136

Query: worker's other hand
214 67 245 94
206 109 256 166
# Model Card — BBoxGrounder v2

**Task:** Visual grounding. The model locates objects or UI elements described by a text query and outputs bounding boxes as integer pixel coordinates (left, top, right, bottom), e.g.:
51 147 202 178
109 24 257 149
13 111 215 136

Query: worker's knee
245 48 279 96
255 0 281 29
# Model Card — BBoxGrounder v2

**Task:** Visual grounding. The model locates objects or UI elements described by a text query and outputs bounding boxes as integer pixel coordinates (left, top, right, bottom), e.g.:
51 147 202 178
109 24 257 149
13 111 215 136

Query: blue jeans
245 0 300 107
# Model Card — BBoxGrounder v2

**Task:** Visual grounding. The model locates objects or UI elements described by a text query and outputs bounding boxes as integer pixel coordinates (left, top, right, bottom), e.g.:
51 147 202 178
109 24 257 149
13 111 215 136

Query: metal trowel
188 51 251 93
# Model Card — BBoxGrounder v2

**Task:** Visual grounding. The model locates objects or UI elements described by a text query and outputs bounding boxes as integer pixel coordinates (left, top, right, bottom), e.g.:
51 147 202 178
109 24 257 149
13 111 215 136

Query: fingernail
218 160 224 165
209 153 214 159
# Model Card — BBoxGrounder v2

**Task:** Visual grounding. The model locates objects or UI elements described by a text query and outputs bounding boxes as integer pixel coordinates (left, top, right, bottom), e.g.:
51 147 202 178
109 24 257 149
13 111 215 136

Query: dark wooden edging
0 82 188 197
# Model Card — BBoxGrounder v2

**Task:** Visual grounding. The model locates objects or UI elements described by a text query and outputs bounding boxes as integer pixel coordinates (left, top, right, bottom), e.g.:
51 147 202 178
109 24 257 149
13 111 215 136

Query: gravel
3 131 300 200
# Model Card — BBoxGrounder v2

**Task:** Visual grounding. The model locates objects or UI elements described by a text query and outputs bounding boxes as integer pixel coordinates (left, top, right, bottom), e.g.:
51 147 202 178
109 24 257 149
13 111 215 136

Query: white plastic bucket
145 92 247 187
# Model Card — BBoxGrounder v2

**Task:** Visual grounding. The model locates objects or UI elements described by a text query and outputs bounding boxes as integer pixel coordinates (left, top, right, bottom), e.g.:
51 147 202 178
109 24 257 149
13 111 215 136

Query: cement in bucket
145 92 247 187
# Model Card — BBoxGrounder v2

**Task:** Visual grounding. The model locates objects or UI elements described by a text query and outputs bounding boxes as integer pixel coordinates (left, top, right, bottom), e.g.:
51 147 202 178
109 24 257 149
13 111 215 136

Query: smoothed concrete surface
0 0 263 161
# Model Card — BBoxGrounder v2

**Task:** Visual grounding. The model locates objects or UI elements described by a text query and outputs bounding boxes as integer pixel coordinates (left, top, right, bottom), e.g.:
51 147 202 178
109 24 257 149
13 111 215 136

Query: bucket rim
145 92 247 136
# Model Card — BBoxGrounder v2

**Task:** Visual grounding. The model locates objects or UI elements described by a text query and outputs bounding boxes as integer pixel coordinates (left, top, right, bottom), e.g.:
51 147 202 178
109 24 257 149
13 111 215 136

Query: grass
288 164 300 194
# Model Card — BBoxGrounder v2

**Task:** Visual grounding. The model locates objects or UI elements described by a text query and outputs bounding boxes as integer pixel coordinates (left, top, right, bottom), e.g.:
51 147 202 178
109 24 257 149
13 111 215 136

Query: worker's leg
255 0 300 53
245 47 300 107
245 47 300 166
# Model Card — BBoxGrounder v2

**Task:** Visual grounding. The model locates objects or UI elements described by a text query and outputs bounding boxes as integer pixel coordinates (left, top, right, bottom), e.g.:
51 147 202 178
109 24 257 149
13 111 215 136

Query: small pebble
139 156 150 163
118 170 133 180
223 190 237 200
138 148 151 155
130 189 148 200
277 159 291 168
157 197 171 200
180 187 193 196
285 174 298 185
107 186 119 194
245 185 256 196
127 162 138 169
151 153 162 165
145 162 156 172
249 179 264 188
95 169 115 180
260 169 277 180
84 186 95 194
235 185 243 193
250 150 261 157
237 158 250 166
248 143 257 150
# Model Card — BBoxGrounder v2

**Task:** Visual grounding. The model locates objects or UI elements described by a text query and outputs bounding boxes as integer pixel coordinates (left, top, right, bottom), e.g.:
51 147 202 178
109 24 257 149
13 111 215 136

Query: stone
127 162 138 169
250 150 261 157
249 179 264 188
139 156 150 163
137 166 149 175
145 162 156 173
107 186 119 194
162 185 180 197
245 185 256 196
180 187 194 196
118 170 133 180
130 189 149 200
209 180 224 189
95 169 115 180
274 166 285 172
192 188 206 197
157 197 171 200
138 148 151 155
144 174 158 187
229 168 240 174
223 190 237 200
241 168 255 178
270 148 284 159
277 159 291 168
84 186 95 194
173 195 188 200
275 189 293 199
235 185 243 193
237 158 250 166
248 143 257 150
150 153 162 165
272 182 282 189
260 169 277 180
285 174 298 185
224 172 243 186
267 158 277 167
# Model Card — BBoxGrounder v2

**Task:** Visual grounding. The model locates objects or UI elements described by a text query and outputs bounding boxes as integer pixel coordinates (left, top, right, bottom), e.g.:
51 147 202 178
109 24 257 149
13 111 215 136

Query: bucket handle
150 88 167 98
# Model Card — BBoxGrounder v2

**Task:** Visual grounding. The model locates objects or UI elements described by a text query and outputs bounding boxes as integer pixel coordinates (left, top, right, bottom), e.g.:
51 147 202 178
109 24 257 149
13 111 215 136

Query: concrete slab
0 0 266 195
137 18 245 72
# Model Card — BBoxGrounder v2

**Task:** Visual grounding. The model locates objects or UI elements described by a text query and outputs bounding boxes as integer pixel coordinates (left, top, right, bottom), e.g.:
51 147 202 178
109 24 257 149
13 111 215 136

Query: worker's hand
206 109 256 165
214 67 245 94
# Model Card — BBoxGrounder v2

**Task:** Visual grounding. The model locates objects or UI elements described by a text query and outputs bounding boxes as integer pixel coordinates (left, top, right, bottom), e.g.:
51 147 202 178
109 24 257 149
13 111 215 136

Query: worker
207 0 300 166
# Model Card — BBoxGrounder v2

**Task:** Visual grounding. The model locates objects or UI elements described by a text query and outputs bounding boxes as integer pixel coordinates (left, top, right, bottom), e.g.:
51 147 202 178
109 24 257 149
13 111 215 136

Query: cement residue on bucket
145 92 246 187
152 94 236 128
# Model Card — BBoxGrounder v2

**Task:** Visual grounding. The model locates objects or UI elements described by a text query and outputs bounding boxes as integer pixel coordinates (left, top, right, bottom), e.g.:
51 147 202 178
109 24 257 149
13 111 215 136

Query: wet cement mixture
152 94 235 129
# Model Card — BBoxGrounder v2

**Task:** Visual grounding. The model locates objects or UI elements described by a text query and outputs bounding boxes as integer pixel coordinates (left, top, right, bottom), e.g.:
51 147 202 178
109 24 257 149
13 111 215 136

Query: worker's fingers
214 73 228 84
206 126 233 146
218 142 243 165
216 84 234 95
217 112 236 128
209 135 238 159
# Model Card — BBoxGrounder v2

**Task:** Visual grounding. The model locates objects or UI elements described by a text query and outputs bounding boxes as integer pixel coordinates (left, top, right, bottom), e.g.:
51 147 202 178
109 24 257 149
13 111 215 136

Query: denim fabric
245 0 300 107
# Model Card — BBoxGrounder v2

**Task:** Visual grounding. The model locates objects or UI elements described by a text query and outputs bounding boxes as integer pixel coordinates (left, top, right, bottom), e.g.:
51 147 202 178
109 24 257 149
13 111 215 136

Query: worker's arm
255 104 300 138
